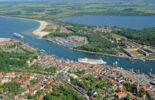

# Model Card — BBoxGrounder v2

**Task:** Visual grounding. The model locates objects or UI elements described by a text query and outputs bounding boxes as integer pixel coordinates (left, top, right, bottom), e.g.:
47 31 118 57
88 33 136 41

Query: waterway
0 16 155 74
60 16 155 29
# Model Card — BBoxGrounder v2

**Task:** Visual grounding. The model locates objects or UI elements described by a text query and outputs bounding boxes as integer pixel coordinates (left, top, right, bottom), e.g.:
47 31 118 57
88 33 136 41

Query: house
1 78 12 84
115 92 127 99
5 72 16 78
69 73 78 78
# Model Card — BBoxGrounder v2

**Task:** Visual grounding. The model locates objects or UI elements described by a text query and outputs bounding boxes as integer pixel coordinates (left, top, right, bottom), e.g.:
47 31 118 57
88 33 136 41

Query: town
0 0 155 100
0 38 155 100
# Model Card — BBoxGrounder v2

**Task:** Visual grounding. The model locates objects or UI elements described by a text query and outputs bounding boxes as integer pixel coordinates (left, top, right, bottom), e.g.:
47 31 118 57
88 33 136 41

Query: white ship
13 32 24 39
78 58 106 65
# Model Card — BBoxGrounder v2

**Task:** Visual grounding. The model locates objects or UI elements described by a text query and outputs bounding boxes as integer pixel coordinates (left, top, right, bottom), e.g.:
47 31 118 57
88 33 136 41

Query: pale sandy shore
0 16 50 38
32 20 50 38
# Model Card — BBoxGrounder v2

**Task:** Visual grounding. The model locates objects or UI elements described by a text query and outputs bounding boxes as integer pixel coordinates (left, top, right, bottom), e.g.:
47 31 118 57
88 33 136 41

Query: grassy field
112 34 124 40
0 1 155 20
131 51 145 58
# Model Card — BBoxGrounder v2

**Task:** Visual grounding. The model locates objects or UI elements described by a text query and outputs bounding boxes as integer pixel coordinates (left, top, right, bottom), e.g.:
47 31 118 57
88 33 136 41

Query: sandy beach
32 20 50 38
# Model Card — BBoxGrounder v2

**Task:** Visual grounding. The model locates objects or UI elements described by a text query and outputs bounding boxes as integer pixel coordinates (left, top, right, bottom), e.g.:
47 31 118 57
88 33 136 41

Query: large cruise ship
78 58 106 65
13 32 24 39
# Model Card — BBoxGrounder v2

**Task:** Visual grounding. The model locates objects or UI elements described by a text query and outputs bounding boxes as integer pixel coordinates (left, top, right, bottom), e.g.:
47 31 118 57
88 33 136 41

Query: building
123 50 134 57
138 49 149 56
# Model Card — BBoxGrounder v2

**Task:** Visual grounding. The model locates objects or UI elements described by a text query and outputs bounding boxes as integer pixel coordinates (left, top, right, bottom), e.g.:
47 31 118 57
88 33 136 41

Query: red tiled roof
116 92 127 99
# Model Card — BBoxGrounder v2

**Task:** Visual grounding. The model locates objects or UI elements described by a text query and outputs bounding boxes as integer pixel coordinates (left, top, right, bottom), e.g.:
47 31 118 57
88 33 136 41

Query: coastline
0 16 154 61
32 19 155 61
0 16 50 38
72 48 155 61
32 20 50 38
73 48 129 58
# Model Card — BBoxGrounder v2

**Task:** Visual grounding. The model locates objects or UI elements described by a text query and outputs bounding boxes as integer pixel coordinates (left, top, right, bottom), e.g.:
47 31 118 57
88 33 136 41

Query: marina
48 38 83 48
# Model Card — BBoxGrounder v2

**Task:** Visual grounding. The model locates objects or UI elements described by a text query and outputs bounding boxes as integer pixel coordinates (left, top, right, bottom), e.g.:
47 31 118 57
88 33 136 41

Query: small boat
113 61 118 66
150 81 155 86
141 59 146 62
149 72 155 78
40 49 46 52
13 32 24 39
150 68 152 72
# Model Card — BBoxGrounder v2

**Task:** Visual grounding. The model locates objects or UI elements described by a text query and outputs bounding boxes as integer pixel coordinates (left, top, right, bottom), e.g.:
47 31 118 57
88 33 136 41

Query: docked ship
78 58 106 65
13 32 24 39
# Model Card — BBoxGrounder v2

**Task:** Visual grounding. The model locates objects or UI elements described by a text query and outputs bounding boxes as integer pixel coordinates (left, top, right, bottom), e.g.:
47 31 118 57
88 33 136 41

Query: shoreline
32 20 50 38
1 37 155 74
72 48 155 61
0 16 51 38
0 16 154 61
73 48 131 58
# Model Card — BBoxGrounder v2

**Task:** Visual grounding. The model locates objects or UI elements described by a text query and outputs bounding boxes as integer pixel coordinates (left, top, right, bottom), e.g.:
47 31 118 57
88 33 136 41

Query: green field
0 0 155 20
112 34 124 40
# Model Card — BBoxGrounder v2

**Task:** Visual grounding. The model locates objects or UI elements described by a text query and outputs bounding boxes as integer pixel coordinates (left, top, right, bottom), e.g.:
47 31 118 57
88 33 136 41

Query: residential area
0 38 155 100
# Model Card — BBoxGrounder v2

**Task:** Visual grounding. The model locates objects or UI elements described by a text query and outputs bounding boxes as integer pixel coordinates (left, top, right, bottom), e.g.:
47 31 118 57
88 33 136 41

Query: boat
150 81 155 86
40 49 46 52
13 32 24 39
78 58 106 65
149 72 155 78
113 61 118 66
